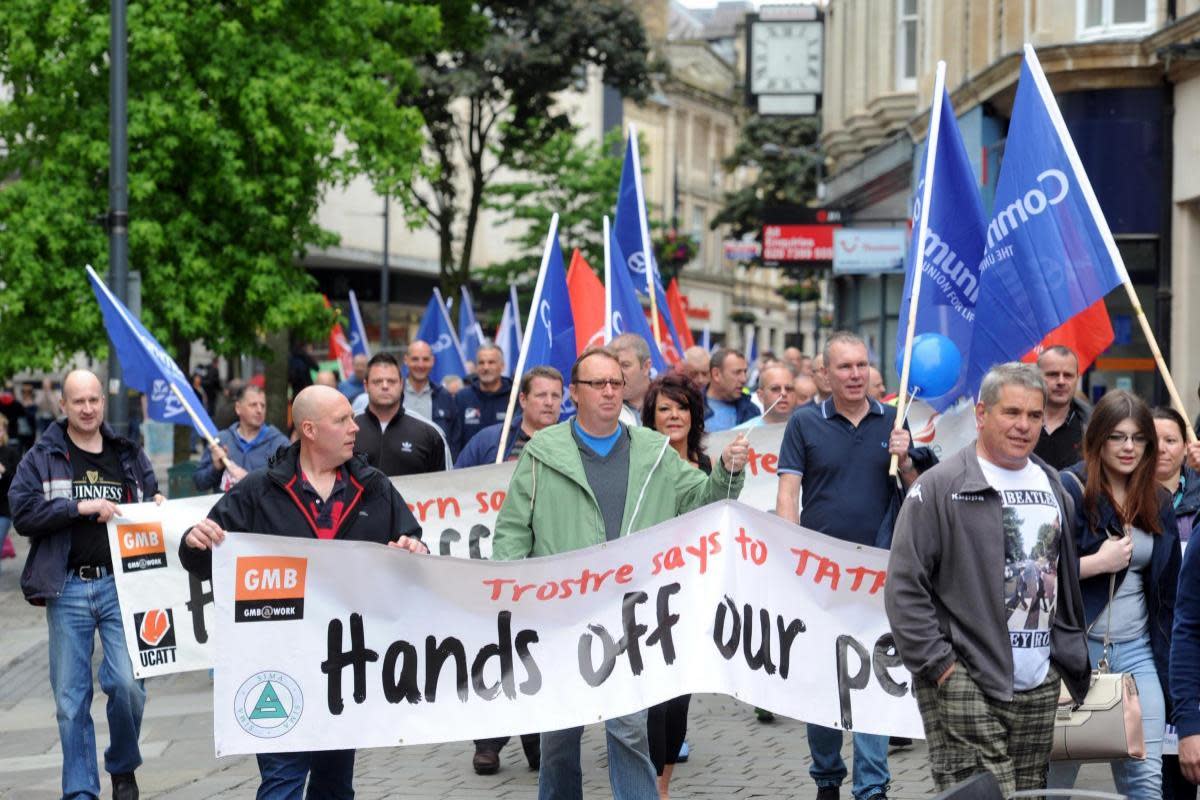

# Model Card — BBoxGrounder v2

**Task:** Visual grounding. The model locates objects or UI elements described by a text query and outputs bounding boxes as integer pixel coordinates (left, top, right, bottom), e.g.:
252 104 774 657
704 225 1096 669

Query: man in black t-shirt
9 370 161 800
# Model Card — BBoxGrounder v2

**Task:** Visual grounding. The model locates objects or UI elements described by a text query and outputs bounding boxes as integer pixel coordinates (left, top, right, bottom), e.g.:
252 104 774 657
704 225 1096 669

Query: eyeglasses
1106 432 1149 447
575 378 626 390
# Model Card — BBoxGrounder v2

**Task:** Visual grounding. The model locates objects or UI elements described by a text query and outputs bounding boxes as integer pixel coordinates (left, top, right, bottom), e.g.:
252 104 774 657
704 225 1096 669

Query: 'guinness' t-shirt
66 437 126 569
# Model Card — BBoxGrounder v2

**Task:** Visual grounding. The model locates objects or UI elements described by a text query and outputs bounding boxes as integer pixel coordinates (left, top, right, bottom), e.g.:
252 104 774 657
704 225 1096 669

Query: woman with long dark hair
641 373 707 798
1048 390 1181 798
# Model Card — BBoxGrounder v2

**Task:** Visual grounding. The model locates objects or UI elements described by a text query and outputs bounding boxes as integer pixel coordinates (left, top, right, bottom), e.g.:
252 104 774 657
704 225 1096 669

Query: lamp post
106 0 129 437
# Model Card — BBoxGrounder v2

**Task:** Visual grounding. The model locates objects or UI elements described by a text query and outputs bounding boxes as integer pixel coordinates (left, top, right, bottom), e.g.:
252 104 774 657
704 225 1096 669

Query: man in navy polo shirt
775 331 927 800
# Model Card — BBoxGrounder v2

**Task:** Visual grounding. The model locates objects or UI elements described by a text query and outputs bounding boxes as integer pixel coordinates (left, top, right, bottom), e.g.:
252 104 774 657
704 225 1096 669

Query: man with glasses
492 345 751 800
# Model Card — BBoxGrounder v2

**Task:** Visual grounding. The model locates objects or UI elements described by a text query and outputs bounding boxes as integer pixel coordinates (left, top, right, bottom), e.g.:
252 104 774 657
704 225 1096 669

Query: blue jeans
47 573 146 800
1047 635 1165 799
807 724 890 800
0 516 11 572
538 710 658 800
256 750 356 799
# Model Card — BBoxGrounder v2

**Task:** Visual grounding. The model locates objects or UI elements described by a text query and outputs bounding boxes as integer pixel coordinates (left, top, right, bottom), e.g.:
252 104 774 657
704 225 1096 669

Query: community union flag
606 219 668 375
86 266 217 440
895 77 988 411
458 285 486 364
347 289 370 357
496 285 522 377
967 45 1124 391
414 288 468 383
518 215 577 416
613 130 683 363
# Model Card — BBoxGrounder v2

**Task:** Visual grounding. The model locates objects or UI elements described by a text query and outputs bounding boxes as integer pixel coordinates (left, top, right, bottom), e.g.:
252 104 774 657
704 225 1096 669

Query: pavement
0 533 1120 799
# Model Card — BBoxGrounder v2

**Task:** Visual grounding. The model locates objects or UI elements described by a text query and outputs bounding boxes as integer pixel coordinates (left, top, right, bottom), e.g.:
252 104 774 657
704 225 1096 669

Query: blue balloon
904 333 962 399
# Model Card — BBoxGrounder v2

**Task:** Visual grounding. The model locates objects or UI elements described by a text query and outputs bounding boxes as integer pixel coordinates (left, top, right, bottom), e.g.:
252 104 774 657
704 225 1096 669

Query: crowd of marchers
8 330 1200 800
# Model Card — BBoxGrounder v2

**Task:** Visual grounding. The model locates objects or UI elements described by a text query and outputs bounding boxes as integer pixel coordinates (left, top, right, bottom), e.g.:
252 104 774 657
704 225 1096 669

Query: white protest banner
106 495 222 678
212 500 922 756
405 423 787 560
108 424 787 677
906 397 976 461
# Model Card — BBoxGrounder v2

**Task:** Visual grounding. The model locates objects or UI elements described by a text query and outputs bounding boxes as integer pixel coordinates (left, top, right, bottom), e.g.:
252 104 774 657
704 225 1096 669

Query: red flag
324 295 354 378
1020 298 1114 371
665 279 696 350
567 249 607 353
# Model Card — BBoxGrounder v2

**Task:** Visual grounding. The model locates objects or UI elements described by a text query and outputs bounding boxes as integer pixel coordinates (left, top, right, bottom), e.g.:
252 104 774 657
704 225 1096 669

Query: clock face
750 21 823 95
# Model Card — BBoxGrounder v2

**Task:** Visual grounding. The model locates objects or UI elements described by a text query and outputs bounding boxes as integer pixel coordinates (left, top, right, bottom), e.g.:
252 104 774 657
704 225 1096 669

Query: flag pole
495 214 560 464
1022 44 1195 441
434 287 469 368
628 123 664 352
168 383 221 450
891 61 947 477
604 216 614 343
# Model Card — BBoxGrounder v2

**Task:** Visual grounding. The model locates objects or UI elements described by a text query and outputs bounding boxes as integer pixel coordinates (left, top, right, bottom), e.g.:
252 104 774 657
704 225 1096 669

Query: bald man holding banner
180 385 426 798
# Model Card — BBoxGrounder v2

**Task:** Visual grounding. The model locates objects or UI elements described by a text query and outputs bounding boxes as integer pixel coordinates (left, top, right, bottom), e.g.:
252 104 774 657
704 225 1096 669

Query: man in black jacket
180 384 425 797
354 352 449 476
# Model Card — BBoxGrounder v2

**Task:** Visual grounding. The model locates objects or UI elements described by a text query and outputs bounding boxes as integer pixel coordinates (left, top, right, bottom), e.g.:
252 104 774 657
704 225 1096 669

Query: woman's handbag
1050 556 1146 761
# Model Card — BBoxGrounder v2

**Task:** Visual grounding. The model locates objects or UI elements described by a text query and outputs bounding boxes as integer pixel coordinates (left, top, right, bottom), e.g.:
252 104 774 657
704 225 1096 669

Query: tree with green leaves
401 0 658 297
479 126 625 302
0 0 439 381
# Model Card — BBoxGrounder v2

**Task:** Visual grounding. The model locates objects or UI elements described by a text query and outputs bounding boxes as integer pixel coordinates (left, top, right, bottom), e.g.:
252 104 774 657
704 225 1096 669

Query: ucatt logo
116 522 168 572
234 556 307 623
133 608 177 667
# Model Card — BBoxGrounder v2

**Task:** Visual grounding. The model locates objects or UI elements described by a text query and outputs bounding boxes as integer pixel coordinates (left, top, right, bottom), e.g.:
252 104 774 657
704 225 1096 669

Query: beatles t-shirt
977 456 1063 691
65 437 126 569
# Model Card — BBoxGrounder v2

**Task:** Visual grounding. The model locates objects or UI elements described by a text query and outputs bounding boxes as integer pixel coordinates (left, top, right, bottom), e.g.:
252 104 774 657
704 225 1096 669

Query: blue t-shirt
706 397 738 432
572 419 622 457
778 397 906 547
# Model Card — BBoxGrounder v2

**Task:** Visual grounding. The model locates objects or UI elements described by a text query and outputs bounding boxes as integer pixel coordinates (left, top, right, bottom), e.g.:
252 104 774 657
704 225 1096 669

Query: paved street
0 534 1118 799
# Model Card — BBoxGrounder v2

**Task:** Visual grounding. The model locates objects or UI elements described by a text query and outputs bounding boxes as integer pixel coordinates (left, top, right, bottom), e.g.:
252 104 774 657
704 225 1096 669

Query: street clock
750 21 823 95
745 8 824 117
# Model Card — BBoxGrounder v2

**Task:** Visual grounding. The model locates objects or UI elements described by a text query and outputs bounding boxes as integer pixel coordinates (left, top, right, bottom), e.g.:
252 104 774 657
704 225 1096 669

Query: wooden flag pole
495 214 560 464
890 61 948 477
1022 43 1196 442
168 382 221 450
604 216 614 343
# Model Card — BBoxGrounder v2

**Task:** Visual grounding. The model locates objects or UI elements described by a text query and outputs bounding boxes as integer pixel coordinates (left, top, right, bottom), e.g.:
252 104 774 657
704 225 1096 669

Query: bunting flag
967 46 1124 391
414 288 469 384
613 129 684 363
567 248 607 353
85 266 217 441
458 285 486 364
1020 298 1114 372
605 217 668 375
895 64 988 411
347 289 370 357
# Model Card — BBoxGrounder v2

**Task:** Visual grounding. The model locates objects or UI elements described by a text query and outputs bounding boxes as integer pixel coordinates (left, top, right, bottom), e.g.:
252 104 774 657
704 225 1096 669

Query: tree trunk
171 334 193 466
264 330 290 434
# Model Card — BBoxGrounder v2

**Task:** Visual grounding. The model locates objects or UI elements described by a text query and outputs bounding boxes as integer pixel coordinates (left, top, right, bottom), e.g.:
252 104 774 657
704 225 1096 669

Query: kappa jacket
10 420 158 604
491 420 744 560
178 441 421 582
885 444 1091 703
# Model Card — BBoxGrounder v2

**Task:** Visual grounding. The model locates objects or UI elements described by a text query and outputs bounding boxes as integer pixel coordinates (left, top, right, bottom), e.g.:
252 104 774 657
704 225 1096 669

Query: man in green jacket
493 346 749 800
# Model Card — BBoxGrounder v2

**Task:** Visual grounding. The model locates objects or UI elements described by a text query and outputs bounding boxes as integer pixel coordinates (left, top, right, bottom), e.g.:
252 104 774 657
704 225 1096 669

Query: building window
1078 0 1156 39
691 205 707 268
895 0 918 92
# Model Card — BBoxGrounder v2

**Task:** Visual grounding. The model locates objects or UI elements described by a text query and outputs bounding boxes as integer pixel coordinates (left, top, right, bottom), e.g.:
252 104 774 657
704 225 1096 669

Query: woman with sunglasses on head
641 373 707 799
1047 390 1181 798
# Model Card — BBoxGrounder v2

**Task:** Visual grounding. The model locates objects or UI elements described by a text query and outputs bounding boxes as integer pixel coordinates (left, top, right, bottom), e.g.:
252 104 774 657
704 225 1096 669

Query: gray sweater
885 445 1091 703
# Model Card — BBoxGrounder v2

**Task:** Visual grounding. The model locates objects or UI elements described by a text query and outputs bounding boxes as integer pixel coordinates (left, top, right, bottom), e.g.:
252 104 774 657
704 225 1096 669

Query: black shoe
472 749 500 775
815 787 839 800
754 707 775 723
112 772 139 800
864 794 887 800
888 735 912 750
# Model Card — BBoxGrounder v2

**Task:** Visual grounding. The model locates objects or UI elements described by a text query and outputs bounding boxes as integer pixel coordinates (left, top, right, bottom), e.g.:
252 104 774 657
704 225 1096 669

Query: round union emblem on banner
235 671 304 738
